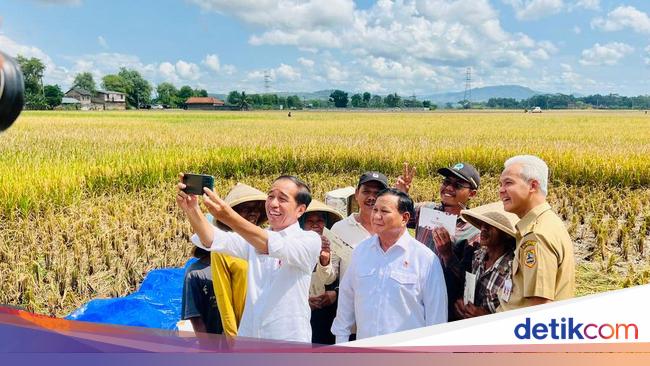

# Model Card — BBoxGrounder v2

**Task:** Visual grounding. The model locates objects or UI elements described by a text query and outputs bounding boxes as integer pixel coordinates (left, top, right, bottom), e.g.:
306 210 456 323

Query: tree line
485 94 650 110
15 55 650 111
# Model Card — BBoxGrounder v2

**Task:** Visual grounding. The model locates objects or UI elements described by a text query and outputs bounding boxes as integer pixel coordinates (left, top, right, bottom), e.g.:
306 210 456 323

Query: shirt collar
373 229 411 253
271 221 302 234
515 202 552 236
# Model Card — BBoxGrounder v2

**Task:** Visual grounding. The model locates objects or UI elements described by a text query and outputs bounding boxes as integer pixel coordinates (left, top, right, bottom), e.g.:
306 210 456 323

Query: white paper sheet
323 228 354 264
464 271 477 305
418 207 457 237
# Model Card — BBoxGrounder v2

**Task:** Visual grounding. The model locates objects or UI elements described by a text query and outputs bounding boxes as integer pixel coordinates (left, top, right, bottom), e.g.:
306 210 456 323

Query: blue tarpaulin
66 259 196 330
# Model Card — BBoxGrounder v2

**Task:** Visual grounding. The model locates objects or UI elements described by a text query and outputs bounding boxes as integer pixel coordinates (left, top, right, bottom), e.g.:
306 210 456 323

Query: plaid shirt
471 247 514 314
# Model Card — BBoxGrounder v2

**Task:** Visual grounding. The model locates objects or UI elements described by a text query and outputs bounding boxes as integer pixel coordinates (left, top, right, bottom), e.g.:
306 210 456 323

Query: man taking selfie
176 174 321 342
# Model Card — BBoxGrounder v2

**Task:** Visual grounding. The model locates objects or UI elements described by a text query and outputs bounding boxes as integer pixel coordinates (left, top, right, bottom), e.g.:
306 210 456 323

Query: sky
0 0 648 96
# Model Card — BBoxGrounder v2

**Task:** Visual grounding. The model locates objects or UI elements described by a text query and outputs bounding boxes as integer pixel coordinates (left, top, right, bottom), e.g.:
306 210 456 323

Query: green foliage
177 86 194 102
383 93 401 108
155 82 179 107
102 74 128 93
329 90 348 108
350 93 363 108
72 72 96 93
194 89 208 97
117 68 152 108
16 55 45 95
369 95 383 108
16 55 46 109
362 92 371 105
43 85 64 109
227 90 241 105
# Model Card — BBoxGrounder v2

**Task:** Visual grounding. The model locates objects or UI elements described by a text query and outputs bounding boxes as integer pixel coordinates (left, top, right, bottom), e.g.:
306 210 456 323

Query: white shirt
331 230 448 343
192 222 321 342
314 213 372 285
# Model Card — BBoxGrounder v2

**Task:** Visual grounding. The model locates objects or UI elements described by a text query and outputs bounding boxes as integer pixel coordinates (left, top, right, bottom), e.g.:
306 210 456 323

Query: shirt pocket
355 267 377 297
389 270 418 285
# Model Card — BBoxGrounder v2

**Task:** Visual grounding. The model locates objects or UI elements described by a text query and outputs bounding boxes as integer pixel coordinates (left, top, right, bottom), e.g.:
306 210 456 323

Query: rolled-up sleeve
191 225 250 260
267 230 321 273
423 254 448 325
331 252 356 343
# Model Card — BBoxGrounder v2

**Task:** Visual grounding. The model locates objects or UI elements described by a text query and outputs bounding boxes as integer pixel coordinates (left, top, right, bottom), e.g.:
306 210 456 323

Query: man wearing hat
177 175 321 342
181 183 266 336
454 202 519 318
396 162 482 320
313 171 389 339
497 155 574 311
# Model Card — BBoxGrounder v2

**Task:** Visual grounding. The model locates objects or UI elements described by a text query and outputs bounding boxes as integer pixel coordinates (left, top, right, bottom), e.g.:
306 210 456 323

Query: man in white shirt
176 174 321 342
313 172 388 298
331 188 448 343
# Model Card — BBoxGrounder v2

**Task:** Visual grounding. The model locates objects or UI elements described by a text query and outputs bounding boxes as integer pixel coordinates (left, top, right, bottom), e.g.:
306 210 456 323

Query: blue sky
1 0 649 96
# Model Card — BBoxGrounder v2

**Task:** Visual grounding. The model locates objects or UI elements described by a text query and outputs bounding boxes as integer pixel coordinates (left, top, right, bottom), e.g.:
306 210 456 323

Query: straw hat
303 199 344 229
215 183 267 228
460 201 519 238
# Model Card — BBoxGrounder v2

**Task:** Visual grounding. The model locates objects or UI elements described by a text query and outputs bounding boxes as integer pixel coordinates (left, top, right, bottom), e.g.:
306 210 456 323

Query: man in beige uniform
497 155 574 311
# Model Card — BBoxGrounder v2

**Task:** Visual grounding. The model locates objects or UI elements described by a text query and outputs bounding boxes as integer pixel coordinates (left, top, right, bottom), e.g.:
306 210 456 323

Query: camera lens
0 51 25 132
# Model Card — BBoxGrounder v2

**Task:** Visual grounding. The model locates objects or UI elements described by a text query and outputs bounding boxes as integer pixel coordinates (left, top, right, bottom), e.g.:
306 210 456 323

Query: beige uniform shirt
498 202 575 311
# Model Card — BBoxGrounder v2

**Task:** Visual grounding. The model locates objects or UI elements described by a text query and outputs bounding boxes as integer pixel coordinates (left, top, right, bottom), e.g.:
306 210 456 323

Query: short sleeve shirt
498 202 575 311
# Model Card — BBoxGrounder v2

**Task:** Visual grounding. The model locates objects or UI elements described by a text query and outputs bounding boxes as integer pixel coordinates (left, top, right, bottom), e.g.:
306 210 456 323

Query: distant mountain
274 90 335 100
210 85 543 104
421 85 542 105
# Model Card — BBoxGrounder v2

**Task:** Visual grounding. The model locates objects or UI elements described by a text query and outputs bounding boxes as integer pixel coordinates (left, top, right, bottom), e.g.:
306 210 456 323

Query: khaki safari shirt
498 202 575 311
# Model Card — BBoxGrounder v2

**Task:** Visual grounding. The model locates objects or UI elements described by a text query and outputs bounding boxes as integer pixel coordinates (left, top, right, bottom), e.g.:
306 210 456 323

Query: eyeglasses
442 178 471 190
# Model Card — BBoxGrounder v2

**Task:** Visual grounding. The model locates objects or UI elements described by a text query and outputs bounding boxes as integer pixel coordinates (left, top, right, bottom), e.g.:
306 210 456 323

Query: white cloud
503 0 564 21
193 0 546 74
573 25 581 34
222 64 236 75
297 57 315 68
591 6 650 34
174 60 201 80
274 63 300 81
0 33 72 85
579 42 634 66
188 0 354 29
644 46 650 66
203 54 220 72
504 0 599 20
97 35 109 50
573 0 599 11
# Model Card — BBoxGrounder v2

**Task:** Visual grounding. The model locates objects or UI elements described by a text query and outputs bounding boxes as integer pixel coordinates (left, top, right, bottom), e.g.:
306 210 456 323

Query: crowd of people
175 154 575 344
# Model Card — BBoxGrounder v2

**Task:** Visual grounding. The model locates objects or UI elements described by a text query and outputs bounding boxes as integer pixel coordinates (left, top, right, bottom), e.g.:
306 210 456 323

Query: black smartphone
182 173 215 195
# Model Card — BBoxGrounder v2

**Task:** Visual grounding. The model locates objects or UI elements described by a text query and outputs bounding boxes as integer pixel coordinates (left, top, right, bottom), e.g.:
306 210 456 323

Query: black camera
0 51 25 132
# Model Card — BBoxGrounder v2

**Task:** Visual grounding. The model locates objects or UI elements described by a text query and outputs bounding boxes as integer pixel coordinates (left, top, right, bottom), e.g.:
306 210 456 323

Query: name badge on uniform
500 278 512 303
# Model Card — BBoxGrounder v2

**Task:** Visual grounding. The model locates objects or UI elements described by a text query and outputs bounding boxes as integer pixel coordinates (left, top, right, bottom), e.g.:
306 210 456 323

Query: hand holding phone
182 173 215 195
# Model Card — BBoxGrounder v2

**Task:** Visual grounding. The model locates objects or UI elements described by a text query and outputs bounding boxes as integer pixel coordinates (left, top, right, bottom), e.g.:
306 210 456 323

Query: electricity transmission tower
264 70 272 93
462 67 472 108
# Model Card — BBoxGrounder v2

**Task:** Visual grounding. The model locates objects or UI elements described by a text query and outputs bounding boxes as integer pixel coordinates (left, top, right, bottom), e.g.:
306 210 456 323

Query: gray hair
504 155 549 196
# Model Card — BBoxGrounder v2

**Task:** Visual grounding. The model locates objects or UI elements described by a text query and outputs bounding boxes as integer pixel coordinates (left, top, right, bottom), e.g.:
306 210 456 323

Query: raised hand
395 162 416 193
201 186 230 222
176 173 200 213
319 235 331 266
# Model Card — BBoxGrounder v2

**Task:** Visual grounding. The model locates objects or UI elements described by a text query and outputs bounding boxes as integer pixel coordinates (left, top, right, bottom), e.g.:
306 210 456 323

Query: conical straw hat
215 183 267 229
304 199 344 228
460 201 519 238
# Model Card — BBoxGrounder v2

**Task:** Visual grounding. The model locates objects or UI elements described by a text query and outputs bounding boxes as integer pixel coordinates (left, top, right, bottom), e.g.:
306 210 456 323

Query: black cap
358 171 389 189
437 162 480 189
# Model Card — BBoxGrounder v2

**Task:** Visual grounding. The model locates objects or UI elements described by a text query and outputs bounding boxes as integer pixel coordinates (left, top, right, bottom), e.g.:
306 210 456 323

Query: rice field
1 110 649 316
